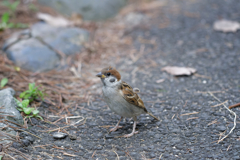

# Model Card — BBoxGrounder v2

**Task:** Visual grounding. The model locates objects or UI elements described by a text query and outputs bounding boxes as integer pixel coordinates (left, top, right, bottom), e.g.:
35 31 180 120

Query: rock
149 152 156 158
53 132 68 139
25 136 34 143
21 139 31 146
38 0 126 21
237 131 240 136
4 38 59 72
30 118 39 125
105 134 114 139
0 88 24 144
69 134 77 140
3 22 89 72
217 126 226 132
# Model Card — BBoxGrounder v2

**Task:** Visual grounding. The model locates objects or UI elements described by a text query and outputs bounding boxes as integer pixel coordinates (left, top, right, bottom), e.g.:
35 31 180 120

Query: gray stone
25 136 34 143
21 139 31 146
69 134 77 140
237 131 240 136
0 88 24 144
4 38 59 72
30 23 88 56
217 126 226 132
38 0 127 21
53 132 68 139
3 23 89 72
0 88 23 125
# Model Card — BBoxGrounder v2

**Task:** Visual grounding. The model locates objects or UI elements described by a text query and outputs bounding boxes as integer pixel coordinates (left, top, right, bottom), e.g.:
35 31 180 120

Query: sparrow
96 66 159 137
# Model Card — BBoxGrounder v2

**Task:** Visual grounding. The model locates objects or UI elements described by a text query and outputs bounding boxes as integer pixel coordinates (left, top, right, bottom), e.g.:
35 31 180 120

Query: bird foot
109 125 123 132
119 131 139 138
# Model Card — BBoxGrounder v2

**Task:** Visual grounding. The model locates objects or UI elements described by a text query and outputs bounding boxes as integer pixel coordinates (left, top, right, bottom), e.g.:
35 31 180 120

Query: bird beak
96 72 106 78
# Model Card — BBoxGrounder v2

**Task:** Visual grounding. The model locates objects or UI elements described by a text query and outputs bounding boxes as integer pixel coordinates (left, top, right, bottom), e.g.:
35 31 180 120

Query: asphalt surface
11 0 240 159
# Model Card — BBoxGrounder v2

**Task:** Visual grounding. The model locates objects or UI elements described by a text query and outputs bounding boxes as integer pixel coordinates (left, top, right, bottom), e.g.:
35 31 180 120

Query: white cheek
104 77 120 87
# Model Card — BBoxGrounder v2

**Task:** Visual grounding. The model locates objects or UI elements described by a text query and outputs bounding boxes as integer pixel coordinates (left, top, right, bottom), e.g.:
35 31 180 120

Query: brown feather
120 81 147 111
120 81 159 120
101 66 121 81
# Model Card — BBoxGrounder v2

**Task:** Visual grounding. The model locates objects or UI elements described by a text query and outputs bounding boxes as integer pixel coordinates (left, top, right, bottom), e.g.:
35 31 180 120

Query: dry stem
208 91 237 143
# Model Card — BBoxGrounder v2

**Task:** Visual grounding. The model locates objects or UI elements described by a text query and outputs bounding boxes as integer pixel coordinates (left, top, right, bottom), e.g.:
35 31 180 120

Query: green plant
0 12 27 31
1 77 8 88
2 0 20 14
15 98 43 120
0 12 14 30
20 83 45 102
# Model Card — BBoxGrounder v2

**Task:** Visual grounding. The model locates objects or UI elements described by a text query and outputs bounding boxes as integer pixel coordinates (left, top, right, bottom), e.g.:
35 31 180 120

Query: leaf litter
161 66 196 76
213 19 240 32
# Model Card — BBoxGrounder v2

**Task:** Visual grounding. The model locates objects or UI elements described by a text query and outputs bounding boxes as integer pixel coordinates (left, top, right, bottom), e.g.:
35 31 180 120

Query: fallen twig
207 119 218 126
208 91 237 143
180 112 199 116
92 150 96 158
113 150 119 160
58 151 77 157
229 102 240 109
211 100 228 107
16 129 41 139
227 144 231 151
125 150 133 160
186 117 198 121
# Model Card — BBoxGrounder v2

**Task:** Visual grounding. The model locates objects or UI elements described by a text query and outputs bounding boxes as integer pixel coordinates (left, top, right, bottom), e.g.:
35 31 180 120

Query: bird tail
147 112 159 121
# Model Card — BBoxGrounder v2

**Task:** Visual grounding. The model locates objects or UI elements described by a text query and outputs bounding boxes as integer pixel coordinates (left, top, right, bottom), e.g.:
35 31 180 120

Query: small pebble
25 136 34 143
237 131 240 136
69 134 77 140
21 139 30 146
53 132 68 139
105 134 114 139
217 126 226 132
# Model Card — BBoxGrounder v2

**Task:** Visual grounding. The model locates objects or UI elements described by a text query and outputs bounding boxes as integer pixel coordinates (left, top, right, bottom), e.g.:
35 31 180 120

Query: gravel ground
10 0 240 159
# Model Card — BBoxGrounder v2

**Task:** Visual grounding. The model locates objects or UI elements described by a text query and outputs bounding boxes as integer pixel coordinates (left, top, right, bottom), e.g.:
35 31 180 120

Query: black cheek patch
110 78 115 83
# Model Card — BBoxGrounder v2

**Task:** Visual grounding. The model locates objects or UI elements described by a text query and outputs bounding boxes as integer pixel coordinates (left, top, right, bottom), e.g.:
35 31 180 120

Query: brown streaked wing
120 81 147 112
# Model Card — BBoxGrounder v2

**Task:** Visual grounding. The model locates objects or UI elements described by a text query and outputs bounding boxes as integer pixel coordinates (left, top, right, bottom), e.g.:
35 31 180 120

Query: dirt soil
1 0 240 159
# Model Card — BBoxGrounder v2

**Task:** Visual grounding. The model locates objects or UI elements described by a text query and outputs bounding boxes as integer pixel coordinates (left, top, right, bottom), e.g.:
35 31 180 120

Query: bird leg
110 117 123 132
122 118 138 138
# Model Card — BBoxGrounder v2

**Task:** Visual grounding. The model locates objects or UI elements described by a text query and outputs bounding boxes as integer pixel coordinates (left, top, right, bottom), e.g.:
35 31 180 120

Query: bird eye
107 73 111 76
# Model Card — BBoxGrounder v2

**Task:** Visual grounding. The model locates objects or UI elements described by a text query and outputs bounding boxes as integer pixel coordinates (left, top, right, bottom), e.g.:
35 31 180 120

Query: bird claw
116 131 139 138
109 125 123 132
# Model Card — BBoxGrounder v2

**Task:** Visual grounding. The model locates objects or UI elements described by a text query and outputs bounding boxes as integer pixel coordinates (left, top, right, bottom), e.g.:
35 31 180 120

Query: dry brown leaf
37 12 72 27
162 66 196 76
213 19 240 32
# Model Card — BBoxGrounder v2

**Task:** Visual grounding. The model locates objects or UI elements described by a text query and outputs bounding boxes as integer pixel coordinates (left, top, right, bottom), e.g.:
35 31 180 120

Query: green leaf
15 98 23 108
32 109 39 116
11 1 20 11
23 93 32 99
19 91 26 98
36 115 43 120
1 77 8 88
23 107 35 115
1 12 9 23
17 108 23 111
0 155 3 160
21 99 29 108
29 83 35 91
